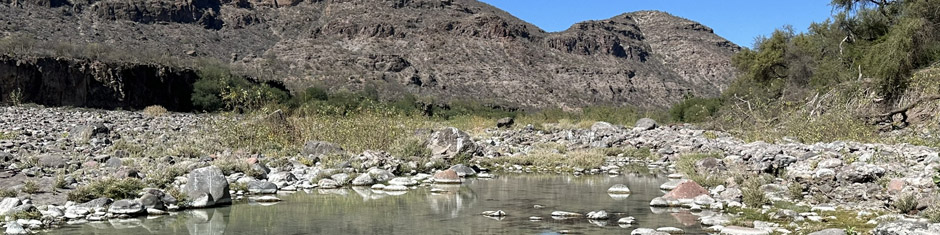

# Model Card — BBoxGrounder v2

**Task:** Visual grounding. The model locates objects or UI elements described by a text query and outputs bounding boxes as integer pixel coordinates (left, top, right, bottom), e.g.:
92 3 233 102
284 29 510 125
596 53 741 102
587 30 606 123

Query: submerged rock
618 216 636 224
388 177 418 186
481 210 506 217
551 211 583 218
586 210 609 220
384 185 408 191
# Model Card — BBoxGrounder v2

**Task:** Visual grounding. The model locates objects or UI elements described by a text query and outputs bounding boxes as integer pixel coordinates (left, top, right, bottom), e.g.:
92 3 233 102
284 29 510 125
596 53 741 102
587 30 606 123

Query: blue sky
478 0 835 48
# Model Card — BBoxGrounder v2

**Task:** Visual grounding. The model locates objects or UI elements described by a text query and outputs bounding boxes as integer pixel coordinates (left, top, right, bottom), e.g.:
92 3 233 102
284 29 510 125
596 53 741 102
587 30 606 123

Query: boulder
591 122 617 132
449 164 477 177
317 179 340 189
634 118 658 131
183 166 232 208
247 181 278 194
351 174 375 186
4 221 27 235
663 181 708 200
719 226 770 235
38 154 67 168
618 216 636 224
0 197 21 216
301 141 344 157
330 173 351 185
586 210 609 220
871 220 937 235
108 199 145 215
550 211 582 218
69 123 109 143
368 168 395 182
427 127 478 159
481 210 506 217
139 193 167 210
384 185 408 191
433 169 461 184
496 117 514 128
388 177 418 186
267 172 297 184
839 162 885 183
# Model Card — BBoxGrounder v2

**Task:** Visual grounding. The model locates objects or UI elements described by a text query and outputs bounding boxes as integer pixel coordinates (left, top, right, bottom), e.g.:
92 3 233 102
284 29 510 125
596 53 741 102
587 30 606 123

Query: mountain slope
0 0 740 109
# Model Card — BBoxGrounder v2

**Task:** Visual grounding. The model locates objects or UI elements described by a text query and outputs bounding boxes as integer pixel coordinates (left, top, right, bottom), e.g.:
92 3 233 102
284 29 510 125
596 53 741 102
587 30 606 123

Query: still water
51 174 708 234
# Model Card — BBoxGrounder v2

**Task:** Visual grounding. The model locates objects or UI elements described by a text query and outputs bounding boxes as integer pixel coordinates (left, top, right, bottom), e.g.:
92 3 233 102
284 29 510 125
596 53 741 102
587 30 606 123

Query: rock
351 174 375 186
371 184 386 190
330 173 351 185
586 210 609 220
69 123 109 144
105 157 123 168
529 216 542 220
656 227 684 234
634 118 658 131
427 127 478 159
184 166 232 208
250 163 271 177
481 210 506 217
388 177 418 186
808 228 846 235
631 228 667 235
719 226 769 235
663 181 708 200
650 197 668 207
253 196 281 203
550 211 582 218
608 184 631 194
38 154 67 168
660 179 687 190
247 181 278 194
384 185 408 191
591 122 617 132
887 179 905 194
693 194 716 206
317 179 340 189
432 169 461 184
449 164 477 177
108 199 145 215
4 221 27 235
496 117 514 128
268 172 297 185
618 216 636 224
368 169 395 182
139 193 166 211
302 141 344 157
839 162 885 183
871 220 931 235
0 198 22 216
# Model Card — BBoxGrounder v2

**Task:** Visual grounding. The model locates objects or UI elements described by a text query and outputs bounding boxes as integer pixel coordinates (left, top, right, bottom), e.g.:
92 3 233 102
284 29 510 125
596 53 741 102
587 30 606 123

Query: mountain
0 0 740 109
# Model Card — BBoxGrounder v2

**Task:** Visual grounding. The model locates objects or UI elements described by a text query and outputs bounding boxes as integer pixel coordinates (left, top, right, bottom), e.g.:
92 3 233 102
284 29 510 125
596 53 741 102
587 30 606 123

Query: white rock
608 184 632 194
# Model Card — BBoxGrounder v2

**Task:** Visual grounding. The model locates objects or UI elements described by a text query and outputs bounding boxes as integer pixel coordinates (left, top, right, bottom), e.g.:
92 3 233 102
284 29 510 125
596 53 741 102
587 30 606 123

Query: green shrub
20 180 40 194
742 178 769 207
670 97 722 123
0 189 15 197
67 178 146 203
390 135 430 159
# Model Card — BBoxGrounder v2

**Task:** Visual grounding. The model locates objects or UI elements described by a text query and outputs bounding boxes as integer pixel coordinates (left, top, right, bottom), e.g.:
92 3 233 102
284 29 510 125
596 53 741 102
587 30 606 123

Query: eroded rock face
184 166 231 208
0 1 739 109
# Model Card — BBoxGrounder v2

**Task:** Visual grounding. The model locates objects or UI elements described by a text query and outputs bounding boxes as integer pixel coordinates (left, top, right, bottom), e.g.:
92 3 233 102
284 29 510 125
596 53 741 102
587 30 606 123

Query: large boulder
496 117 514 128
301 141 344 157
634 118 658 131
839 162 886 183
449 164 476 177
871 220 940 235
663 181 708 200
108 199 145 215
0 197 21 216
427 127 478 159
368 168 395 182
247 181 278 194
351 174 375 186
184 166 232 208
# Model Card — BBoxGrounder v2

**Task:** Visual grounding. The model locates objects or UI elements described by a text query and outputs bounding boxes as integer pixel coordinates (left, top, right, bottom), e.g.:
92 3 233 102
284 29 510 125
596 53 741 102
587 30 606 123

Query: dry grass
143 105 168 117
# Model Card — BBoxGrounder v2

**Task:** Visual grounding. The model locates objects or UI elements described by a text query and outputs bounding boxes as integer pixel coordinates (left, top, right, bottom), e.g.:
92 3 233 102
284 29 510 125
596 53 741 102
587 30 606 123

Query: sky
478 0 835 48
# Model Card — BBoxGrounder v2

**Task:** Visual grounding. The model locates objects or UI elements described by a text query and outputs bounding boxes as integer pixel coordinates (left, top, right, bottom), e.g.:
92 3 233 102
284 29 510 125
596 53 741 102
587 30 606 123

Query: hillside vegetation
671 0 940 145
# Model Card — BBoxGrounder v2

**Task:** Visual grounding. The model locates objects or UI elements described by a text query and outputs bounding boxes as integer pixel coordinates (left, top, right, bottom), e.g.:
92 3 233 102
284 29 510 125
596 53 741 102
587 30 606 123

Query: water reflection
51 174 707 235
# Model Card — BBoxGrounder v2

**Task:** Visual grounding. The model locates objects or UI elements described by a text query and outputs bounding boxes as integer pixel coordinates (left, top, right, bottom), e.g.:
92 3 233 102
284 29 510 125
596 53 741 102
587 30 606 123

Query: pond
50 174 708 234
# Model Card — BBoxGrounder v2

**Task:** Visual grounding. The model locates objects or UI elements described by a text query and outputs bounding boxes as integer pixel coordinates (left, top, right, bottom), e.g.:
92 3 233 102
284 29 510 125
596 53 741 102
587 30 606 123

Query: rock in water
108 199 145 215
663 181 708 200
433 169 461 184
551 211 583 218
368 168 395 182
427 127 478 159
618 216 636 224
351 174 375 186
184 166 232 208
253 196 282 203
388 177 418 186
586 210 609 220
608 184 631 194
481 210 506 217
496 117 514 128
247 181 278 194
634 118 658 131
449 164 477 177
318 179 340 189
4 221 27 235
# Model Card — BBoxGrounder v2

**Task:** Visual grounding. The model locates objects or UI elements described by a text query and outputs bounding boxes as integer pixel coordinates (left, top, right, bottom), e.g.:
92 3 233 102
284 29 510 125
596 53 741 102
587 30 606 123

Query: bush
675 153 726 188
894 194 918 214
67 178 146 203
390 135 430 159
742 178 769 207
0 189 15 197
20 180 40 194
670 97 722 123
143 105 168 116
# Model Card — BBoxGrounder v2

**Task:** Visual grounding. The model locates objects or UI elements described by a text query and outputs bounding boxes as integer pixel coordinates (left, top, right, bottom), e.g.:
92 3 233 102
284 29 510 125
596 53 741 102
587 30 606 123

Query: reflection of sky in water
50 174 709 235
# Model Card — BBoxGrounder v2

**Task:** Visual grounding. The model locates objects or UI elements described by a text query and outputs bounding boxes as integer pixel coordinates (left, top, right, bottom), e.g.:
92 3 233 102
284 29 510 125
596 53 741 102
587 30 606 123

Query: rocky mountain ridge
0 0 741 109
